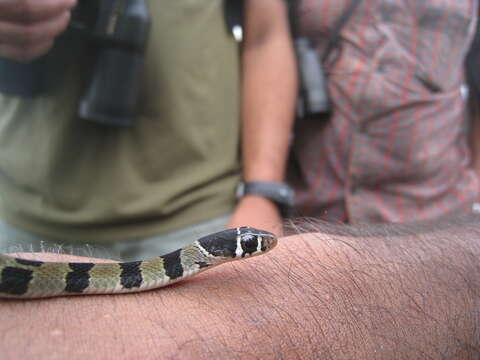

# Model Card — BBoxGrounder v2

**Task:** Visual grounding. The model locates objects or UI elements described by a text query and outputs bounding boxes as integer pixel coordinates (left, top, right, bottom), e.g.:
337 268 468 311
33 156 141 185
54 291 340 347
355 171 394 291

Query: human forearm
241 0 297 182
285 217 480 359
228 0 297 234
2 216 480 359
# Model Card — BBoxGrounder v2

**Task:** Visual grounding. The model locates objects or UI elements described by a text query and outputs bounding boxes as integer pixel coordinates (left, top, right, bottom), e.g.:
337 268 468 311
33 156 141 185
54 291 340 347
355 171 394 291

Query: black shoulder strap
286 0 299 38
224 0 244 41
322 0 362 62
466 19 480 101
287 0 361 62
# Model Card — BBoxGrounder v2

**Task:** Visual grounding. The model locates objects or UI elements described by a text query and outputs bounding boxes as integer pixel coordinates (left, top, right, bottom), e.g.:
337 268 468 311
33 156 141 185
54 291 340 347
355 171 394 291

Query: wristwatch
236 181 295 217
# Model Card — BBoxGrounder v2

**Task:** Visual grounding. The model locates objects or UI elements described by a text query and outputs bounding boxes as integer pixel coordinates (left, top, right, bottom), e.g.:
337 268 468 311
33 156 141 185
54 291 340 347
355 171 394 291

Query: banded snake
0 227 277 299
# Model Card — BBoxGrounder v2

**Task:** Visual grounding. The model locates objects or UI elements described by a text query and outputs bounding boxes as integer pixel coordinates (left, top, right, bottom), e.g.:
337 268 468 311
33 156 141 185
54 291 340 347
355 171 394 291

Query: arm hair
280 214 480 358
2 215 480 359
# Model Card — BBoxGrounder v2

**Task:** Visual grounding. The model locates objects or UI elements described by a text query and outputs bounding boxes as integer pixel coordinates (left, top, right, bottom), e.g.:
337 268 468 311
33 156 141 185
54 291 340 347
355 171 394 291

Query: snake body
0 227 277 299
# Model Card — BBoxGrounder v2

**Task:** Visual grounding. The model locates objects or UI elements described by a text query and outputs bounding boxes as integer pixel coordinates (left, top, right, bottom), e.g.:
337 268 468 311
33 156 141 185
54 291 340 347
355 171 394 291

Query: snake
0 227 277 299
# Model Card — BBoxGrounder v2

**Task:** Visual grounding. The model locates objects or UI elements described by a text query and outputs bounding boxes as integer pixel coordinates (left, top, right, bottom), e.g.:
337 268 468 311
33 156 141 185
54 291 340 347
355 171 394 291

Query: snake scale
0 227 277 299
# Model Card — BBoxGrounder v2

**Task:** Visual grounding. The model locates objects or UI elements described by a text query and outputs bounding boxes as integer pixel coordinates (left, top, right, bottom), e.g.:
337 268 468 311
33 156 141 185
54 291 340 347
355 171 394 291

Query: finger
0 0 77 23
0 10 70 46
0 39 54 61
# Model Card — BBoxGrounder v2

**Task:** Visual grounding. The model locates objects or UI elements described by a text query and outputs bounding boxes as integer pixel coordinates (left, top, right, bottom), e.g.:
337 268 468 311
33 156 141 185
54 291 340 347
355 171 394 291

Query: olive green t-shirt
0 0 241 243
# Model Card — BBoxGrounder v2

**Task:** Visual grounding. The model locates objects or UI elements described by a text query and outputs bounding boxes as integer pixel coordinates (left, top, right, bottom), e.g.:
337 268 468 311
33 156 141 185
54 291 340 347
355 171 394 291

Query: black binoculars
0 0 151 127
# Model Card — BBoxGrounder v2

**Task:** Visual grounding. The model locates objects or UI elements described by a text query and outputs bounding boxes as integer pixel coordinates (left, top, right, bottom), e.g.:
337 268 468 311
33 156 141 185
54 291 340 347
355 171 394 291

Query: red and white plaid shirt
289 0 480 222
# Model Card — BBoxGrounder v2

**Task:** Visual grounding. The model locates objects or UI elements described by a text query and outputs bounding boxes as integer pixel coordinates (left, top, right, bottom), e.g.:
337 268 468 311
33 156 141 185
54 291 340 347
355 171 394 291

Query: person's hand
0 0 77 61
227 195 284 236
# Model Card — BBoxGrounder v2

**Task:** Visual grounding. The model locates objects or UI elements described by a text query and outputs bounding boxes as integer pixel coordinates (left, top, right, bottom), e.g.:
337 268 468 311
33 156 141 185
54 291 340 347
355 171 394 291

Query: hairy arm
2 215 480 359
228 0 297 235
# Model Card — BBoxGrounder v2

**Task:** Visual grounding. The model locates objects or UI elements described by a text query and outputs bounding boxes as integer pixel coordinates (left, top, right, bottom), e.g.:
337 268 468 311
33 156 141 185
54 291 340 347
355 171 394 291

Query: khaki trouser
0 215 230 261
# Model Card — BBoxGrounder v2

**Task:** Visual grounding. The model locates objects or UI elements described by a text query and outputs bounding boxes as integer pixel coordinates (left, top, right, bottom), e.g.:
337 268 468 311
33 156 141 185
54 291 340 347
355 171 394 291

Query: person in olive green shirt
0 0 296 260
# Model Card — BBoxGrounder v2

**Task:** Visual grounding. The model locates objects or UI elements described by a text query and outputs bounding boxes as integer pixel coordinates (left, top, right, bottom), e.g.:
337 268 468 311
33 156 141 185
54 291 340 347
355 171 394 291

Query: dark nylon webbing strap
321 0 362 62
224 0 244 38
286 0 361 62
466 20 480 100
286 0 299 37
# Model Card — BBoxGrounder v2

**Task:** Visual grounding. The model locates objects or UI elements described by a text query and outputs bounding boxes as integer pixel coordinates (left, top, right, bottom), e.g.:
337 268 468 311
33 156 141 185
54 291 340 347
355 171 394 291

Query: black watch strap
236 181 295 217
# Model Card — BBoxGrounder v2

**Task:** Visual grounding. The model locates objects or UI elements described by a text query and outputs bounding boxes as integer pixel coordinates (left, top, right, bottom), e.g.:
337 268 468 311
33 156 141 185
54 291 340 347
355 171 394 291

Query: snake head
196 227 277 260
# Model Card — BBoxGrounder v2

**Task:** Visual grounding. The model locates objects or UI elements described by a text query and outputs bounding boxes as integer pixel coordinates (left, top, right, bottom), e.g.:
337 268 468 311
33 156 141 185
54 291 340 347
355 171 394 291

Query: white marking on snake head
235 227 243 258
257 236 263 253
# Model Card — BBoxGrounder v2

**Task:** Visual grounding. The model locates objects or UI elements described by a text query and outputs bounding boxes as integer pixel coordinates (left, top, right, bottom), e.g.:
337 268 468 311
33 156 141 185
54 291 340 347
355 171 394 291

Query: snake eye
241 234 259 254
